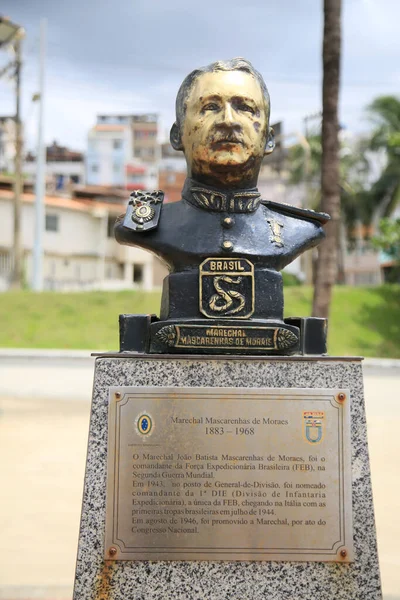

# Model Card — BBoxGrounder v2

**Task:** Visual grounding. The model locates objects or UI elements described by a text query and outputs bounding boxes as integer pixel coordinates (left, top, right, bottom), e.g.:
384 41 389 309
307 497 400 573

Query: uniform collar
182 178 261 214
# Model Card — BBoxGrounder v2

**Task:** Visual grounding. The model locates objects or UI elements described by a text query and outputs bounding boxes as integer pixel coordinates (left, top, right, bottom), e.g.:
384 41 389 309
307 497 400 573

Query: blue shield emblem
303 411 324 445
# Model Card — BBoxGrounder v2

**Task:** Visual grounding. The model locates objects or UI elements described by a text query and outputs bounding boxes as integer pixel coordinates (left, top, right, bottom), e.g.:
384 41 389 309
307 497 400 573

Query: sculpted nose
216 103 241 131
222 103 235 124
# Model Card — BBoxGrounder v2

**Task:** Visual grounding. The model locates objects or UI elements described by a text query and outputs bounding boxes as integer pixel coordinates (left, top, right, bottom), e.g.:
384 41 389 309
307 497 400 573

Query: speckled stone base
73 356 382 600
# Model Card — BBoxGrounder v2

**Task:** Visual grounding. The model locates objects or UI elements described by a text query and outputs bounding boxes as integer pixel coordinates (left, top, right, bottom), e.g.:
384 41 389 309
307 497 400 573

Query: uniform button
222 240 233 251
222 217 234 228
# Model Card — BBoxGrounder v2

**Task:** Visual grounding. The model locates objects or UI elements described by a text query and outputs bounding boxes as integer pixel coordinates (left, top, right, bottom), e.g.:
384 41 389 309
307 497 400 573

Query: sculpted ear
264 127 275 155
170 122 184 151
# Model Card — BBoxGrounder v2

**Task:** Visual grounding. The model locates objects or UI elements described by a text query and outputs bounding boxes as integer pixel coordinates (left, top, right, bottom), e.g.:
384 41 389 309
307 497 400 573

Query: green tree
365 96 400 226
288 133 368 238
288 133 322 208
372 218 400 282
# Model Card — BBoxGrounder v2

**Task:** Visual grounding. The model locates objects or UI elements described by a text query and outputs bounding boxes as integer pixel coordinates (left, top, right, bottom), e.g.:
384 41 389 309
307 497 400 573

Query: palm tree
365 96 400 227
312 0 342 318
288 133 368 234
288 132 369 283
288 132 322 209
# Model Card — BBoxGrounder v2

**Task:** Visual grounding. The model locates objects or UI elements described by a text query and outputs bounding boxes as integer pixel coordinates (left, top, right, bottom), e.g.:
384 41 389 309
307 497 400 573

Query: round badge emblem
136 413 153 436
132 204 155 223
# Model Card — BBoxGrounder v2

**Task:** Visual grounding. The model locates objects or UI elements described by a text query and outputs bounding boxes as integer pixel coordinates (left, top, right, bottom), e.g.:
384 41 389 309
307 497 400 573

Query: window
113 139 122 150
45 214 59 232
91 164 99 172
113 163 120 173
133 264 143 284
107 216 116 238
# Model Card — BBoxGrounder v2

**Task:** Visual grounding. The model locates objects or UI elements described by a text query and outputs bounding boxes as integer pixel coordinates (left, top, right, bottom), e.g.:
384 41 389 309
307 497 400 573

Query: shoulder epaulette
123 190 164 232
261 199 330 225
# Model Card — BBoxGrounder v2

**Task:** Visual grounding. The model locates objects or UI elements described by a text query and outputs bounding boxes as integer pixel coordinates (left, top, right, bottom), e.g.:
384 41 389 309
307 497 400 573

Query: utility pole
0 17 25 288
32 18 46 291
10 35 23 288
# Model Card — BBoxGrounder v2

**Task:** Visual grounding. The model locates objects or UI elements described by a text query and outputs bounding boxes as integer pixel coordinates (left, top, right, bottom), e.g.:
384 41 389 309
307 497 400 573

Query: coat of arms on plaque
303 411 325 444
199 258 254 319
135 412 154 437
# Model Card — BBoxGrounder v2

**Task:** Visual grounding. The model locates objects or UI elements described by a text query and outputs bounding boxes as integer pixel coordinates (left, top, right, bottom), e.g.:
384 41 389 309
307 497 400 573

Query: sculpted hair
175 58 271 129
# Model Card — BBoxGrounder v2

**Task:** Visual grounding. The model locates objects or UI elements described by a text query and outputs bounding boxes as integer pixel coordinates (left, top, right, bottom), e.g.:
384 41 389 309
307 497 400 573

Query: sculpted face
180 70 270 188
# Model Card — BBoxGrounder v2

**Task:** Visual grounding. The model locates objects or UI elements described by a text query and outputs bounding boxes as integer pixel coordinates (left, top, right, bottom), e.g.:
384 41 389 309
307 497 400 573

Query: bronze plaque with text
105 387 353 562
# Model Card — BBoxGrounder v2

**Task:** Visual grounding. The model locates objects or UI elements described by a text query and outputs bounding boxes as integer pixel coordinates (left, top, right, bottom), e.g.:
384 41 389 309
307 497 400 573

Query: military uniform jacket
115 178 329 274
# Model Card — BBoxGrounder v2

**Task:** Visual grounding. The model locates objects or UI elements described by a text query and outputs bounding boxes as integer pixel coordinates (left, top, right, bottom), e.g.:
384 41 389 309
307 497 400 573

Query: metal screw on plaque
340 548 347 558
337 392 346 402
108 546 117 557
115 392 121 399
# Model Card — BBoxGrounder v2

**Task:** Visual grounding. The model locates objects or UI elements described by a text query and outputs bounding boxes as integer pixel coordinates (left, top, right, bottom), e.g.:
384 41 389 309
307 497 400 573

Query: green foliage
287 131 369 233
287 96 400 231
367 96 400 154
365 96 400 221
372 219 400 282
287 133 322 209
372 218 400 261
0 287 399 358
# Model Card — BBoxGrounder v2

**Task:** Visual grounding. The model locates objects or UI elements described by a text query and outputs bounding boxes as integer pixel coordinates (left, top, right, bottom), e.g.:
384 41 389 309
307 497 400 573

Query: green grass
0 290 161 351
284 285 400 358
0 286 399 357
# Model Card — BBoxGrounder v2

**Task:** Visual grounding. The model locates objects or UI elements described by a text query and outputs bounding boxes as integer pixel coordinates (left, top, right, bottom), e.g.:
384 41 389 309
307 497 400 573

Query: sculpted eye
203 103 220 112
237 103 255 114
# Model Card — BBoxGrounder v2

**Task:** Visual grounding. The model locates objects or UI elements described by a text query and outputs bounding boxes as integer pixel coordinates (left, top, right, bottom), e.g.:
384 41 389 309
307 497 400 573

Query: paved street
0 354 399 599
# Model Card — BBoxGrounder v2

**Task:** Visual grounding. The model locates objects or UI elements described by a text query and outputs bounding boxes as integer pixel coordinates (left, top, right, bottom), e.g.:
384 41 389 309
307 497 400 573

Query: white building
86 115 158 190
23 159 86 193
22 142 86 193
0 188 167 291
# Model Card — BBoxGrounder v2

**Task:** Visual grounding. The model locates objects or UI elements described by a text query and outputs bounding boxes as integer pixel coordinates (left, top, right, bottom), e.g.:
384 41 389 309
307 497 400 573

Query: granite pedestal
73 355 382 600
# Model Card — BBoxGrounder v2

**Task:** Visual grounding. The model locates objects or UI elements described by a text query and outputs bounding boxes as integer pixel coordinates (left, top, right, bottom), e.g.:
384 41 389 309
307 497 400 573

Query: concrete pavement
0 351 399 599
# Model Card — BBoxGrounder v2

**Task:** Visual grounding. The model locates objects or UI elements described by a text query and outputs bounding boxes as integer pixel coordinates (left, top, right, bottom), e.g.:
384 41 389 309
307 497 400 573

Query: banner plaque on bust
199 258 255 319
105 387 353 562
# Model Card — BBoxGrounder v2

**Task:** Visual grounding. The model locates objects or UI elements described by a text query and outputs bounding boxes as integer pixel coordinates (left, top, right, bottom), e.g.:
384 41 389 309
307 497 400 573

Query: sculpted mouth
212 139 244 148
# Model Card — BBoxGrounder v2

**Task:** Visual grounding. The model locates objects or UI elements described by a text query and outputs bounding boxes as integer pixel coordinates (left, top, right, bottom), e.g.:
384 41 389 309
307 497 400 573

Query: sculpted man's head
170 58 275 189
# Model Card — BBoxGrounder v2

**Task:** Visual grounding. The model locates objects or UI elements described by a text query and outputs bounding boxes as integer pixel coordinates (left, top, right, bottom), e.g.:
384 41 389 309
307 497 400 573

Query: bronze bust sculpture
115 58 329 355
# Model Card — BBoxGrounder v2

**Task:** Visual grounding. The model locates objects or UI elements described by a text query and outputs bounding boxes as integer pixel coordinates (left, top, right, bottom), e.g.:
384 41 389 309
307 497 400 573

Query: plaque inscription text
105 387 353 562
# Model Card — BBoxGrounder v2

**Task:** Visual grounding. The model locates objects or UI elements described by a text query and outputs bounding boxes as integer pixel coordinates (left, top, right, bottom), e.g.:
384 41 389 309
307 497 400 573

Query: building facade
24 141 85 192
0 188 167 291
159 143 187 203
86 114 158 190
131 114 158 163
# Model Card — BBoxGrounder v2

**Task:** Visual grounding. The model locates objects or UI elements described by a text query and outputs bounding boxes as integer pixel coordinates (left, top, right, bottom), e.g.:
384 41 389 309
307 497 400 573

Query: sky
0 0 399 152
